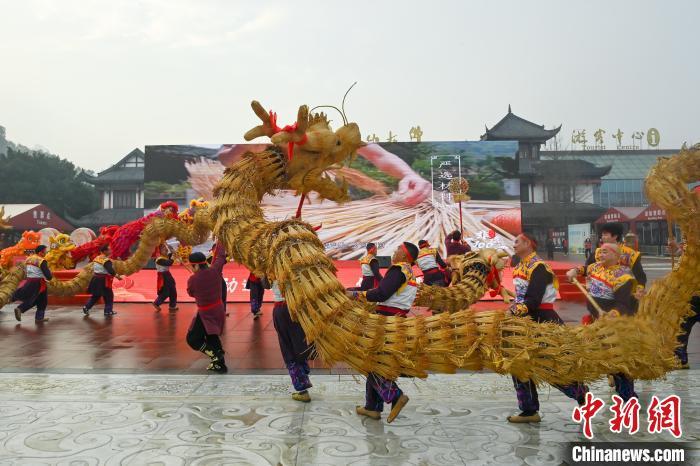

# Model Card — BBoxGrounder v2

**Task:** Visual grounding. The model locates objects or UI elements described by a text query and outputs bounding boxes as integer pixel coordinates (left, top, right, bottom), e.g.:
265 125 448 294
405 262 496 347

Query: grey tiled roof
541 150 679 179
482 108 560 141
73 208 144 227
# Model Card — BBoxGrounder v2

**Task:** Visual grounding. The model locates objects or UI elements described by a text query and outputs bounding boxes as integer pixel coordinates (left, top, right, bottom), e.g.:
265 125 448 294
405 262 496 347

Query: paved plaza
0 257 696 464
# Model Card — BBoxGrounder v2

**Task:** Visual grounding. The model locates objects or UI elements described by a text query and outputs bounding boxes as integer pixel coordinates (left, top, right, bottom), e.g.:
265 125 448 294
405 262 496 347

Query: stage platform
0 299 695 374
46 259 588 306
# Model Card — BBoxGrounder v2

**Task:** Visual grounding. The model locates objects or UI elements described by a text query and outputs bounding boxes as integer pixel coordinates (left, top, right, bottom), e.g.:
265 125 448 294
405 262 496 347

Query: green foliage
0 148 99 218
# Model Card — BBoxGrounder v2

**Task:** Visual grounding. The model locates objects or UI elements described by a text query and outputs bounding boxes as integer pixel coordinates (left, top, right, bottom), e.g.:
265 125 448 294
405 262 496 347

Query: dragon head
244 101 363 202
447 248 510 291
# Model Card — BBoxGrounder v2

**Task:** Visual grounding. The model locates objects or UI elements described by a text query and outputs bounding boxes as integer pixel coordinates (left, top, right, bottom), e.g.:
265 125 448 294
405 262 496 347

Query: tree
0 148 99 218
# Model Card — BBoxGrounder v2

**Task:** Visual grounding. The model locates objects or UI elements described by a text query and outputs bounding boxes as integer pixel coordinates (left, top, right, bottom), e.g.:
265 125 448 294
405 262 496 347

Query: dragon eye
336 140 341 146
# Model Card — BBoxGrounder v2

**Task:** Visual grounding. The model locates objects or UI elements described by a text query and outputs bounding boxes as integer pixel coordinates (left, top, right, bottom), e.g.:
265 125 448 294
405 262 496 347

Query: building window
113 190 136 208
547 184 570 203
520 183 530 202
122 155 144 168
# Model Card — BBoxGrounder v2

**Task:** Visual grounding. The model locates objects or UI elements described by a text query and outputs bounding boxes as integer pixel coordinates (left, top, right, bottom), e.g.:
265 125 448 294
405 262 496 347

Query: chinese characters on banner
465 229 508 251
572 393 682 439
366 126 423 143
429 154 461 205
567 128 661 150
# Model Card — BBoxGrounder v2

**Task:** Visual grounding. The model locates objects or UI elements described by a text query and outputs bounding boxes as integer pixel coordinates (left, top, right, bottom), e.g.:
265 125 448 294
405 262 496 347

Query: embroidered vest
512 253 558 308
25 255 48 279
380 263 418 311
416 248 439 271
93 254 112 275
155 256 171 273
360 254 376 277
586 262 635 300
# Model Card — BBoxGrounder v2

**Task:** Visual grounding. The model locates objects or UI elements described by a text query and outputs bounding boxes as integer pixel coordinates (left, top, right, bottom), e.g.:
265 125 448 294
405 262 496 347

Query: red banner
85 261 514 303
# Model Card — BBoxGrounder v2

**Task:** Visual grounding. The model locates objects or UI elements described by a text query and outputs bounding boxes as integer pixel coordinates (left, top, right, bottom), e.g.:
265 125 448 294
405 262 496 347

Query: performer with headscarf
567 243 638 401
507 233 588 423
152 244 178 312
349 241 418 423
82 244 119 317
416 239 448 286
271 277 314 402
12 244 52 323
186 243 228 373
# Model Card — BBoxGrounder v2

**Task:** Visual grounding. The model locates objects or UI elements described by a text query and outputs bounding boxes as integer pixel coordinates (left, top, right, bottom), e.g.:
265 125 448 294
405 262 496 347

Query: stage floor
0 299 697 374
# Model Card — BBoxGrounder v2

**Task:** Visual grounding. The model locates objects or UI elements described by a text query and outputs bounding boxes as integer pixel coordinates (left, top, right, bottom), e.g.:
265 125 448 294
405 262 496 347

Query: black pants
423 268 447 287
13 280 48 320
154 272 177 307
186 314 223 355
248 281 264 314
84 277 114 314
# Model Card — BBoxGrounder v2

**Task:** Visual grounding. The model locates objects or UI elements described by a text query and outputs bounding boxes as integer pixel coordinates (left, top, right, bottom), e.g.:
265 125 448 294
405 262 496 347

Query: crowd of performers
4 222 697 425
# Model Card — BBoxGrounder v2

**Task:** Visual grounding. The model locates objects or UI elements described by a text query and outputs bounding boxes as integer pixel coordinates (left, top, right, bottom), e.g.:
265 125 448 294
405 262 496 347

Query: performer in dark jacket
245 271 265 319
152 244 178 312
187 243 228 373
568 242 638 401
82 244 119 317
416 239 448 286
13 244 52 323
271 278 314 402
207 244 228 314
349 241 418 423
445 230 471 256
507 233 588 423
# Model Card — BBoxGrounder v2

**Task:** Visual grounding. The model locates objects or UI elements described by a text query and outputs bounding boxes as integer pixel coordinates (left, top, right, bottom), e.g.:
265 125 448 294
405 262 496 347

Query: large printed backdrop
100 263 515 303
144 141 521 259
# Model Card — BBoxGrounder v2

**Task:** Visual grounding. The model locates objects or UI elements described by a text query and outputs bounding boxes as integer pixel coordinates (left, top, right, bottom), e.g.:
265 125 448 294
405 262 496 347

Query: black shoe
207 361 228 373
104 311 117 317
14 307 22 322
82 307 90 316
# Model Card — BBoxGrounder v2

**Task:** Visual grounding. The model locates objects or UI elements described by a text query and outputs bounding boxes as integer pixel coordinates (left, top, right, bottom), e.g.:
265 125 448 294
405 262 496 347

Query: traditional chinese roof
519 159 612 180
481 105 561 142
79 148 145 186
71 208 144 228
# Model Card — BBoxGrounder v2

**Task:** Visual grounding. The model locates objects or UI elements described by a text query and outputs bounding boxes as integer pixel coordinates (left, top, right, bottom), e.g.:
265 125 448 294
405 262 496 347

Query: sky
0 0 698 172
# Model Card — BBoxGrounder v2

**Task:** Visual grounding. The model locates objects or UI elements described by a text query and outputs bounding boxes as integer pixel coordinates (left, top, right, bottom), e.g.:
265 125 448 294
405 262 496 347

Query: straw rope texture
0 100 696 387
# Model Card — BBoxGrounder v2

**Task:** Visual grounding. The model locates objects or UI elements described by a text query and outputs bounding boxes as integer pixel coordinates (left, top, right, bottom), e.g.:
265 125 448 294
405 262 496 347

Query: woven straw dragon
0 101 697 386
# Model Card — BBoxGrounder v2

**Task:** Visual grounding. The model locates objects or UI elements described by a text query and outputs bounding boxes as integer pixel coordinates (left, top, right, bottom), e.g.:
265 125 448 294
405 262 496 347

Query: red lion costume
109 202 179 260
70 225 120 264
